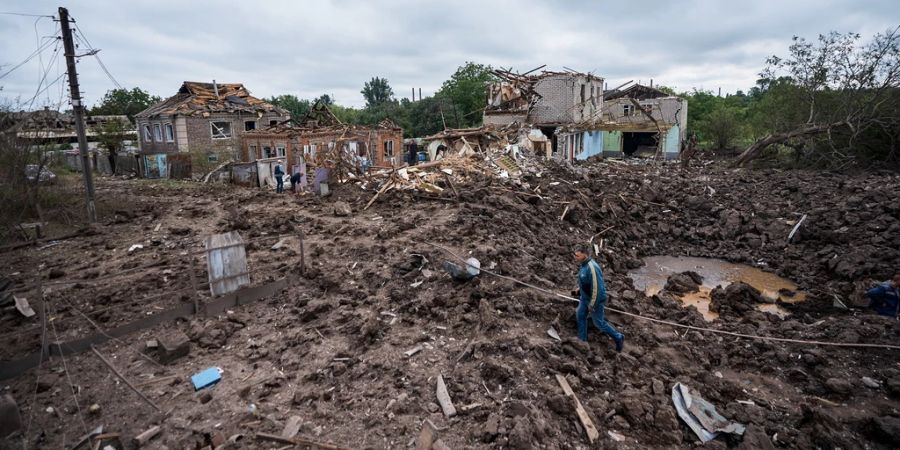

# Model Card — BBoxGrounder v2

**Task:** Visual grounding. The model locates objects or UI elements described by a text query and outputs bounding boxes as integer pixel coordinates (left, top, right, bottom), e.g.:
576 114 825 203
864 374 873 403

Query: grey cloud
1 0 896 109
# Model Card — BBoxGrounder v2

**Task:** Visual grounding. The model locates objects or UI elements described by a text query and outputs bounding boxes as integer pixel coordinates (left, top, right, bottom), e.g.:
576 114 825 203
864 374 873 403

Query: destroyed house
134 81 290 178
484 69 604 161
591 83 688 159
239 102 402 189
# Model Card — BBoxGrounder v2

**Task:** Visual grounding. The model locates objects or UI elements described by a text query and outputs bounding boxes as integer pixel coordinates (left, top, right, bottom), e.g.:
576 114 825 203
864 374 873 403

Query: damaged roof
135 81 287 119
605 83 674 101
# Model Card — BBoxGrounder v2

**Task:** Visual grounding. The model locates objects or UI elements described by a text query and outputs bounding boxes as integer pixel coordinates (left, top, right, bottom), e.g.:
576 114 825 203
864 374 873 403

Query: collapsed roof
135 82 287 119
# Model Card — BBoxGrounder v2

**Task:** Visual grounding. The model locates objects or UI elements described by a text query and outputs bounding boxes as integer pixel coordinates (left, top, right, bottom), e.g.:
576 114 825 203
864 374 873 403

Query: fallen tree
734 28 900 167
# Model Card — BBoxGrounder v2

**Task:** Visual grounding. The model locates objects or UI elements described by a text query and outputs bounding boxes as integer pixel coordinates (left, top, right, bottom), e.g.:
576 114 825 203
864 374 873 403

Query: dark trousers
275 175 284 193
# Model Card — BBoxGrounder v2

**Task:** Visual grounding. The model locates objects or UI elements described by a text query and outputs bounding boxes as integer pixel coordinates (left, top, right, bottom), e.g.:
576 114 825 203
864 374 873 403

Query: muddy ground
1 158 899 449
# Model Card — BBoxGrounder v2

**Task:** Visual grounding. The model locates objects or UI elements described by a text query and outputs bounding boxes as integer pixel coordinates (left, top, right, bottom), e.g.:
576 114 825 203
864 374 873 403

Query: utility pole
59 7 96 223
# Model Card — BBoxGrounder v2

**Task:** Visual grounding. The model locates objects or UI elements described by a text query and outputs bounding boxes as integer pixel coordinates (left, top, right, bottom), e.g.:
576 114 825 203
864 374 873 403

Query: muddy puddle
628 256 806 321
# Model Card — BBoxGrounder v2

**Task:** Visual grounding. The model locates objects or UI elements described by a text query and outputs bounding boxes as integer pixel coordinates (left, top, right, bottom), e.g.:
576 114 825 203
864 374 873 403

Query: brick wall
136 117 179 154
184 112 287 175
528 75 604 125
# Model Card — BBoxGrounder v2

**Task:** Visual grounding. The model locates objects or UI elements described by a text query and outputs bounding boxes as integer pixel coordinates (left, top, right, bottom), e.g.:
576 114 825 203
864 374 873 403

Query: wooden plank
555 374 599 443
436 374 456 418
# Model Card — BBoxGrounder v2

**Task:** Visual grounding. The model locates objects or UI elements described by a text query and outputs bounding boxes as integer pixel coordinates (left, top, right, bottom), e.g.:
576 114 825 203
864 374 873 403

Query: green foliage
436 62 496 128
361 77 395 109
266 94 310 120
90 88 161 121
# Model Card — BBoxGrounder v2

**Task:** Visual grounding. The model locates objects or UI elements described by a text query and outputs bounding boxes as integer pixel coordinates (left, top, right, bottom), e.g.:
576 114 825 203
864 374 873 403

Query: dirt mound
2 161 899 449
663 270 704 293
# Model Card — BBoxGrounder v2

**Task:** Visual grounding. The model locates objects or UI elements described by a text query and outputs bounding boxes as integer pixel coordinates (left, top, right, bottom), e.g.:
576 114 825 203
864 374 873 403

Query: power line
0 36 58 80
0 11 54 18
72 28 122 90
72 20 123 90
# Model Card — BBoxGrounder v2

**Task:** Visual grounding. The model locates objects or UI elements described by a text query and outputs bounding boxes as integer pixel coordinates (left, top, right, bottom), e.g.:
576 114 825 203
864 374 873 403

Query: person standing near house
573 244 624 352
866 274 900 317
406 139 419 166
273 160 285 193
290 170 302 193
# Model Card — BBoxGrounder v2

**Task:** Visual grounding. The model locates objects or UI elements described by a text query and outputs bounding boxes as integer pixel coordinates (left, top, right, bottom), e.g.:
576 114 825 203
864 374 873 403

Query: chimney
213 80 219 99
650 79 653 88
412 87 415 102
419 88 422 100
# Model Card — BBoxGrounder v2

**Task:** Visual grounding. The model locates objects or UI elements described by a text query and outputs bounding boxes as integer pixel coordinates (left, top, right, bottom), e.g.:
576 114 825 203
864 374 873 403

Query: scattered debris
191 367 223 391
133 425 161 447
443 257 480 281
671 382 745 443
404 345 423 358
13 296 35 318
127 244 143 253
156 331 191 364
435 374 457 418
556 374 599 443
546 327 561 341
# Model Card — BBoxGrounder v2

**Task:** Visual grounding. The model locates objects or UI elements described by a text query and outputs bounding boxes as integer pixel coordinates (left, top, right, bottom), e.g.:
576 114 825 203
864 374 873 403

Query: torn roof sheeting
135 81 287 119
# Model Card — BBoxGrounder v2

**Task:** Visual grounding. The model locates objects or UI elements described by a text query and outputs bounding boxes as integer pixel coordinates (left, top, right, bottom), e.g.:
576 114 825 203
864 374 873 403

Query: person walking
573 244 624 352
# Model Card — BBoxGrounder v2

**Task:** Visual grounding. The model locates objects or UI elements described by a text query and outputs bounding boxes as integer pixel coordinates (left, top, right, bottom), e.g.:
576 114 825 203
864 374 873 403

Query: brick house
240 102 403 189
484 70 687 161
484 70 604 161
134 81 289 178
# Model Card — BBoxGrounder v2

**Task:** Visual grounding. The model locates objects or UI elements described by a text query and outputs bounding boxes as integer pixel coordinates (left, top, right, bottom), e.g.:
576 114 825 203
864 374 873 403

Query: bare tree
735 28 900 167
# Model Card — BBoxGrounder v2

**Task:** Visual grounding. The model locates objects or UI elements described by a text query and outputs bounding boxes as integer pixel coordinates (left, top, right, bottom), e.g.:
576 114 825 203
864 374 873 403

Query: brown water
627 256 806 321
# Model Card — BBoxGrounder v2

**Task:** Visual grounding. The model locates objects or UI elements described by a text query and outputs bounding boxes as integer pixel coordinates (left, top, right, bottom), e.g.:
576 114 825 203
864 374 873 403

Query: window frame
164 123 174 142
210 121 233 139
275 145 286 158
244 120 257 131
143 124 152 142
153 123 162 142
623 104 634 117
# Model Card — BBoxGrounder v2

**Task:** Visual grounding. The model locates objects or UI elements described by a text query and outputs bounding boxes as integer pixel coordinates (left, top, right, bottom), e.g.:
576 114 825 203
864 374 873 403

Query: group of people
272 160 301 194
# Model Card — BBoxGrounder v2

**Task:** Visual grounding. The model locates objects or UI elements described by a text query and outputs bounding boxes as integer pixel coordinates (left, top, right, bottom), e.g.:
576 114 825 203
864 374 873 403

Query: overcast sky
1 0 897 110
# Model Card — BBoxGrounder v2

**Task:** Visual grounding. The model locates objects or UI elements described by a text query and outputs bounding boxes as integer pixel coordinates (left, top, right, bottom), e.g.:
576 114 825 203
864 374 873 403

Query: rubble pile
1 159 899 449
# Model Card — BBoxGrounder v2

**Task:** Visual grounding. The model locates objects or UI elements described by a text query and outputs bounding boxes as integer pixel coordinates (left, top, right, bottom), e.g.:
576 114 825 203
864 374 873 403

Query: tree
266 94 310 120
90 88 161 121
361 77 395 109
700 106 743 149
314 94 334 106
94 117 130 173
437 62 497 128
735 29 900 167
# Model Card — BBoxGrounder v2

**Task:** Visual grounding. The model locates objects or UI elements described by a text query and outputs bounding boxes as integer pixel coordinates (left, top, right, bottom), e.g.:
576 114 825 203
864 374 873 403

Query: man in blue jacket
574 244 624 352
273 160 285 193
866 274 900 317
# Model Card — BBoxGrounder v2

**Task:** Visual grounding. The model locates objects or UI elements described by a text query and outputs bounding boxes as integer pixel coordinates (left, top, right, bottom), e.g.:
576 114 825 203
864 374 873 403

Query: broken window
590 86 596 106
208 153 219 162
623 104 634 117
263 146 274 158
269 120 278 127
249 145 257 160
580 84 586 104
384 140 394 160
153 124 162 142
210 121 232 139
276 145 286 157
143 125 152 142
244 120 256 131
164 123 174 142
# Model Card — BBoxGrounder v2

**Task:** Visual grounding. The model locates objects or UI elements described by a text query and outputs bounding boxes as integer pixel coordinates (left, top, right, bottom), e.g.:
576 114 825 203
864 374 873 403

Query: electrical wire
0 12 54 18
427 242 900 351
72 22 122 90
0 36 57 80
